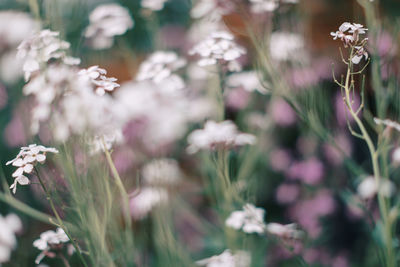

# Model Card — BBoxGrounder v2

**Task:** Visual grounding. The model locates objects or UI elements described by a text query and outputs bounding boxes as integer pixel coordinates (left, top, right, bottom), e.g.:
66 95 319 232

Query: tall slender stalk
342 51 394 267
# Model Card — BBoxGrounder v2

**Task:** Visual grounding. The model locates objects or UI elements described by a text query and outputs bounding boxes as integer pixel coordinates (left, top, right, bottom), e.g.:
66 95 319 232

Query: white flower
17 30 79 81
226 71 269 94
85 4 134 49
142 158 182 186
352 46 368 64
265 223 303 239
357 176 395 199
89 129 124 154
225 204 266 234
78 65 120 95
187 120 256 153
330 22 367 45
392 147 400 164
0 213 22 264
189 31 246 71
141 0 168 11
374 118 400 132
33 228 70 264
196 250 251 267
249 0 279 13
130 187 169 220
269 32 304 61
6 144 58 194
136 51 186 84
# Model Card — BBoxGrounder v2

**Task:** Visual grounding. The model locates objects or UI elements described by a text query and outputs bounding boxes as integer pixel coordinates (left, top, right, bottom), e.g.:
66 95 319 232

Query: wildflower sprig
331 22 396 267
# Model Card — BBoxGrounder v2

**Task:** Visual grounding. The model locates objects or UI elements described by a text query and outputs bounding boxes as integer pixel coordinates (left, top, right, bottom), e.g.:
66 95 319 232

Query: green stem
35 168 88 267
343 55 394 267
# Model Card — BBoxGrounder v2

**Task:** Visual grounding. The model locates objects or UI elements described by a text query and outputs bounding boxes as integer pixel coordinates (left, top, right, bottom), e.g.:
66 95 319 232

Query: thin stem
34 167 88 267
342 50 394 267
60 254 71 267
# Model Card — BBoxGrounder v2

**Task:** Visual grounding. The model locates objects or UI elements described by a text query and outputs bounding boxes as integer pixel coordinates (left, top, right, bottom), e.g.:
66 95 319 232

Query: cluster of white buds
331 22 369 65
6 144 58 194
189 31 246 72
78 65 120 96
33 227 72 264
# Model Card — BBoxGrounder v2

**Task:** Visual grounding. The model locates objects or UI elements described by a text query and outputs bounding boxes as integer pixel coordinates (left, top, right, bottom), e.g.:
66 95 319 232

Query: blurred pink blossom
269 98 296 127
287 157 324 185
4 113 27 147
275 183 300 204
0 84 7 110
290 190 335 238
323 133 352 165
225 87 250 110
269 149 292 172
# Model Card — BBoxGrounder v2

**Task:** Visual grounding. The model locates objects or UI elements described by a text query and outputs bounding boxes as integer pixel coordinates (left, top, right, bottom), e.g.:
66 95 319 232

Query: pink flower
275 184 300 204
269 99 296 127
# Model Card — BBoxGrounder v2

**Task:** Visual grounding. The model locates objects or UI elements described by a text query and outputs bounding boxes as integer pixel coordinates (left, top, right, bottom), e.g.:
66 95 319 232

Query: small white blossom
141 0 168 11
189 31 246 71
331 22 368 46
392 147 400 164
196 249 251 267
225 204 266 234
357 176 396 199
0 213 22 264
33 228 70 264
136 51 186 84
226 71 269 94
130 187 169 220
85 4 134 49
265 223 303 239
374 118 400 132
78 65 120 95
187 120 256 153
142 158 182 186
6 144 58 194
17 30 79 81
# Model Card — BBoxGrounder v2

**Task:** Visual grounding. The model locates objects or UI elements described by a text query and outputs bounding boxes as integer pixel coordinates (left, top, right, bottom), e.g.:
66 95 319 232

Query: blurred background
0 0 399 266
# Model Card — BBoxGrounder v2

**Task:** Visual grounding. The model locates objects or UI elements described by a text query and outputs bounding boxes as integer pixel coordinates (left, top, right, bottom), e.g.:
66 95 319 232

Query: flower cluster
6 144 58 194
84 4 134 49
17 30 80 81
0 213 22 263
331 22 369 64
33 228 71 264
136 51 186 85
226 71 268 94
78 65 120 96
225 204 266 234
187 120 256 153
189 31 246 71
196 249 251 267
